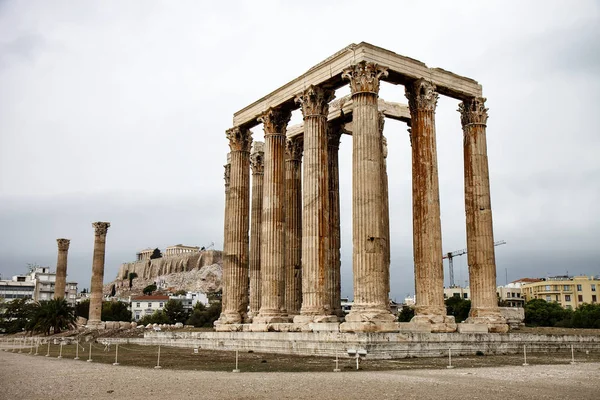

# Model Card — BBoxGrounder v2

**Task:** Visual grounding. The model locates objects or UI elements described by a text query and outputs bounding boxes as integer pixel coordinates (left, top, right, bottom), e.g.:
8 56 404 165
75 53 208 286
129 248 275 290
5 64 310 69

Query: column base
340 308 397 332
293 314 341 324
85 320 105 330
253 313 292 325
215 312 244 325
411 314 457 333
465 308 509 333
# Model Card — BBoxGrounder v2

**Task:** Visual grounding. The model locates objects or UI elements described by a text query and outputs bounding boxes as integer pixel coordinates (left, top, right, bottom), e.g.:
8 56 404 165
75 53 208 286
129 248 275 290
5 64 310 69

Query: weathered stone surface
54 238 70 300
119 322 131 330
327 124 343 318
397 322 432 333
457 323 489 334
248 141 264 321
89 222 110 324
500 307 525 329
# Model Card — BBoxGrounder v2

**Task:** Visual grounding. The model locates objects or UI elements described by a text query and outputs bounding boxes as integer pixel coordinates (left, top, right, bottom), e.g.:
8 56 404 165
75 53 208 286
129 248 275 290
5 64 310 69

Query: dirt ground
1 350 599 400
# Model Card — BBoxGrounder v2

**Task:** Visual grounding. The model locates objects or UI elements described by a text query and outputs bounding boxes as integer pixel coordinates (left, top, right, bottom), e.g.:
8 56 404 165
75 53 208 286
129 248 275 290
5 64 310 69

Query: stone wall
100 331 600 359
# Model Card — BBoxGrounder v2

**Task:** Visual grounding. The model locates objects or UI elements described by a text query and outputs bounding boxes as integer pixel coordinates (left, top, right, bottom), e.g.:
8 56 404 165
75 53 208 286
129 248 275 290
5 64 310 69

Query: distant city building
442 283 525 308
169 292 209 312
136 248 155 261
0 267 77 306
521 275 599 309
164 244 200 257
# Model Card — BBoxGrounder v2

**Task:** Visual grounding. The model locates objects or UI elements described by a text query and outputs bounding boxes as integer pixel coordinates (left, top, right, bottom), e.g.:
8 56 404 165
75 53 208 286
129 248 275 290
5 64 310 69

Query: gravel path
1 351 599 400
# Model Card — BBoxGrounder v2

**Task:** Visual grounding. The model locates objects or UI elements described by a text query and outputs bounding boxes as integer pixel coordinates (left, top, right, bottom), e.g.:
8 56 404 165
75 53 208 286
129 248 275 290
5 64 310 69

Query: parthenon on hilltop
218 42 508 334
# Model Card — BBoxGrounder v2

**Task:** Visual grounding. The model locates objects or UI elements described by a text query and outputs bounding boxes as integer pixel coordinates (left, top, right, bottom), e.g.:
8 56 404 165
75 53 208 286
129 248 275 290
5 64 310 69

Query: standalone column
327 123 343 318
218 127 252 325
380 115 391 301
219 155 231 321
54 238 70 300
255 107 292 324
340 62 396 332
459 97 508 333
294 85 338 324
406 79 455 331
248 141 265 321
88 222 110 325
285 137 303 316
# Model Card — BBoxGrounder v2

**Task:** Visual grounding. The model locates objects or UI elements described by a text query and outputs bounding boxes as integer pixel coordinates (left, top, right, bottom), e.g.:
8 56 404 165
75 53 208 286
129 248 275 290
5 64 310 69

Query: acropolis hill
104 248 223 297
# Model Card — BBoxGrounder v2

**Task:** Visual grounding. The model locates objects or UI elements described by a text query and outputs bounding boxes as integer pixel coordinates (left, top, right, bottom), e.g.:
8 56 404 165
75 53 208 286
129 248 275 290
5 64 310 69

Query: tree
110 284 116 297
397 306 415 322
150 248 163 259
173 289 187 296
138 310 170 325
445 296 471 323
571 303 600 329
143 284 157 295
102 301 132 322
75 299 90 319
26 299 76 335
524 298 572 327
164 299 187 324
128 272 138 289
0 298 35 333
186 301 221 328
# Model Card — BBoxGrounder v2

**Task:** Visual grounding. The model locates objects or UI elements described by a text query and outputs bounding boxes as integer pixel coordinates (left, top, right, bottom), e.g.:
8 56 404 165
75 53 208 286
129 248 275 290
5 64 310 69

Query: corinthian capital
458 97 489 127
295 85 335 118
92 222 110 237
405 79 439 113
250 142 264 174
56 238 70 251
285 137 303 161
342 61 388 95
226 127 252 152
259 107 291 135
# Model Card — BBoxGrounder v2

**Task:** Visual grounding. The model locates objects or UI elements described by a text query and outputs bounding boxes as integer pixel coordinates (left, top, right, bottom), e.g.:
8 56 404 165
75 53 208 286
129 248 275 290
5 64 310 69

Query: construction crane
443 240 506 288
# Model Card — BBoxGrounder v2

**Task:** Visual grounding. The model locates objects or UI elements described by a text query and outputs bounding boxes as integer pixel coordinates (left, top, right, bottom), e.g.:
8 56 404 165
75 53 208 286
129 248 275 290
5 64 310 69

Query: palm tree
27 299 76 335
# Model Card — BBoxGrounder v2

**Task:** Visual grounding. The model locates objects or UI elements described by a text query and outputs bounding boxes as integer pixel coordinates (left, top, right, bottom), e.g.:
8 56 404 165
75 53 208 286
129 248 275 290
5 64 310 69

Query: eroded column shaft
89 222 110 323
221 156 231 316
342 62 394 327
54 238 70 300
220 128 252 324
255 107 291 323
460 98 505 331
249 143 264 319
284 138 303 315
327 126 343 317
406 79 446 320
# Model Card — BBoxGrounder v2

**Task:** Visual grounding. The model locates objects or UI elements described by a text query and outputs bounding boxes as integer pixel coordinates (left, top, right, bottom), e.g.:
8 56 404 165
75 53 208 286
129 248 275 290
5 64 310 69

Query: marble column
340 62 396 332
406 79 455 331
219 154 231 320
294 85 338 324
284 137 303 316
327 123 344 318
459 97 508 333
219 127 252 324
54 238 70 300
255 107 292 324
380 115 391 301
88 222 110 324
248 141 265 321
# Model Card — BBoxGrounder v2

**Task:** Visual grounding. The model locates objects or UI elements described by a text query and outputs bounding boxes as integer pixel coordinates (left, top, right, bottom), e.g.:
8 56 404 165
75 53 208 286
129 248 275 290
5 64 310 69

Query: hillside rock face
105 250 223 297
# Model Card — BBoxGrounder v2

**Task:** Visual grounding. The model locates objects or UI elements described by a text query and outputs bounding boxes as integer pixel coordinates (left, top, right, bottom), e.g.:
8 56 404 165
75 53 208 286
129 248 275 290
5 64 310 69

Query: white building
442 284 524 307
0 267 77 306
169 292 209 312
131 295 169 321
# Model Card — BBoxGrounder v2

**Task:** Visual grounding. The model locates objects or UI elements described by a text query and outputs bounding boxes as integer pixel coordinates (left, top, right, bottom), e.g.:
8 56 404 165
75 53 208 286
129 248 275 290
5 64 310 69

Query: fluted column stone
219 127 252 324
221 155 231 317
459 97 508 333
284 137 303 316
380 115 390 300
255 107 292 324
293 85 338 324
88 222 110 325
406 79 455 331
54 238 70 300
340 62 396 332
327 123 343 318
248 142 264 321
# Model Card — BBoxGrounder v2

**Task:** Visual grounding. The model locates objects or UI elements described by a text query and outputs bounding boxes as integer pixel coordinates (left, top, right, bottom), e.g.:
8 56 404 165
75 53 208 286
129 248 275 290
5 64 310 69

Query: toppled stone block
119 322 131 330
174 322 184 328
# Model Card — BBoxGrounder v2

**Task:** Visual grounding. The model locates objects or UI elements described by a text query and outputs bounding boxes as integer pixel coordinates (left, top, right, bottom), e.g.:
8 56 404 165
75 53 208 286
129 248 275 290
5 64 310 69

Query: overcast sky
1 0 599 301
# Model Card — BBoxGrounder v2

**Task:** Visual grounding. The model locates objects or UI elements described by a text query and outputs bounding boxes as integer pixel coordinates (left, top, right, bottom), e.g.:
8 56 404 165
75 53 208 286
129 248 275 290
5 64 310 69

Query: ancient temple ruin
217 42 507 334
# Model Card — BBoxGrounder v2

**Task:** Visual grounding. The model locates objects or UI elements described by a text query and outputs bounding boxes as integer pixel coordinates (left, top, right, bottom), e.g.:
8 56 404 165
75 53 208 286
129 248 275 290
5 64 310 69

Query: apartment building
521 275 599 309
